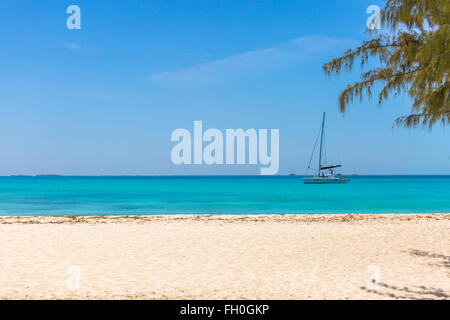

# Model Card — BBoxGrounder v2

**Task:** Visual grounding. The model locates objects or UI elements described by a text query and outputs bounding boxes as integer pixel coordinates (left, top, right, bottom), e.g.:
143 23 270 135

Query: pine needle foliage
323 0 449 128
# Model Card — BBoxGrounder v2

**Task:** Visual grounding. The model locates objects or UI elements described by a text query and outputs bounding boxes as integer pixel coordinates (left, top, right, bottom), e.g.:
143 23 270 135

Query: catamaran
303 112 349 184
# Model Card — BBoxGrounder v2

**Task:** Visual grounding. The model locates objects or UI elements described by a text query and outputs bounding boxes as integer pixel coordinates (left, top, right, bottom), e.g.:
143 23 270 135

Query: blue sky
0 0 448 175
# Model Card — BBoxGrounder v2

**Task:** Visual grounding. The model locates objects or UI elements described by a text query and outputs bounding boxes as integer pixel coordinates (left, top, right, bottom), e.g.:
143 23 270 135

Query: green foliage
323 0 449 127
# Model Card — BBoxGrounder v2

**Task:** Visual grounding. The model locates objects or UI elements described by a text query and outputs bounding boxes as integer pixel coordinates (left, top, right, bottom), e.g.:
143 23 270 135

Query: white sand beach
0 214 449 300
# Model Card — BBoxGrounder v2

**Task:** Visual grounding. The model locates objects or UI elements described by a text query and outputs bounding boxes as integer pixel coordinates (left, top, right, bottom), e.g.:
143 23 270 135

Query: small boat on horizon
303 112 349 184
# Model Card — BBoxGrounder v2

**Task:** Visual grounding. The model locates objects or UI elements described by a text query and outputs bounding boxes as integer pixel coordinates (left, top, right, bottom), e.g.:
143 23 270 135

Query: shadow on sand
360 249 450 299
409 249 450 271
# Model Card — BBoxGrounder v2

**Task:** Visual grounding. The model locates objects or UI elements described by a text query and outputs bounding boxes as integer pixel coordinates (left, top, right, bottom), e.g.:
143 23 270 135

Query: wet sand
0 214 449 299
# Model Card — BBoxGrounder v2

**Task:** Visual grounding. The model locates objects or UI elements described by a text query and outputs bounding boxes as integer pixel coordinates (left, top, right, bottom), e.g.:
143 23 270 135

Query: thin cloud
61 42 102 55
145 35 356 87
61 42 80 51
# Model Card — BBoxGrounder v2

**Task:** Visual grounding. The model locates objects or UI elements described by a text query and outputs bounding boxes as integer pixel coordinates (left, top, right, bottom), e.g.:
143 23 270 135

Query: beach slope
0 214 449 299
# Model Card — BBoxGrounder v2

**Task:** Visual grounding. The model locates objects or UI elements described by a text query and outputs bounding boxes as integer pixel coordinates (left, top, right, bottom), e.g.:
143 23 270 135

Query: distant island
8 174 63 177
35 174 63 177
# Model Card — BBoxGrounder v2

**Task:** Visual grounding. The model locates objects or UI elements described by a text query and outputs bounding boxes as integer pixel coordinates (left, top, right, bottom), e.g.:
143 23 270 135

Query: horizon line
2 174 450 177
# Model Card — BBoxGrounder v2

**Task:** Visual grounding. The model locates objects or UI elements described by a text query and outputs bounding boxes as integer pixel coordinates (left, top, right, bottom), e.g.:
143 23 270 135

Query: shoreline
0 213 449 225
1 213 449 299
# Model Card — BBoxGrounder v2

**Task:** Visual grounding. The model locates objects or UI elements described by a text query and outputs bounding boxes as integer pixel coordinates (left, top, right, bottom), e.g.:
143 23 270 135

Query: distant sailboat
303 112 349 184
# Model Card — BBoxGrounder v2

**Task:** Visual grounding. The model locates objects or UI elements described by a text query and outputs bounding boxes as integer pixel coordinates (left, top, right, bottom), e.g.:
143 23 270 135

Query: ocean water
0 176 448 216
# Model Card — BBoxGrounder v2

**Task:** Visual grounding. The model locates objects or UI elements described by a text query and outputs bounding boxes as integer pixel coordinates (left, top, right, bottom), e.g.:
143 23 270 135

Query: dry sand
0 214 449 300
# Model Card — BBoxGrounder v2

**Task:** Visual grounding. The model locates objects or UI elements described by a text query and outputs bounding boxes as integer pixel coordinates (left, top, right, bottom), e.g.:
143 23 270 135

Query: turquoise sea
0 176 448 216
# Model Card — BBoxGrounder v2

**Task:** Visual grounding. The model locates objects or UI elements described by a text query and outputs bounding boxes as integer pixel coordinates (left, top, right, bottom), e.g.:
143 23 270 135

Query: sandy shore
0 214 449 300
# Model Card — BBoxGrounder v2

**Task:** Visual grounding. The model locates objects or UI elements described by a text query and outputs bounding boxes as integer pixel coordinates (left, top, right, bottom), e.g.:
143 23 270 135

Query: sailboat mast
318 112 325 173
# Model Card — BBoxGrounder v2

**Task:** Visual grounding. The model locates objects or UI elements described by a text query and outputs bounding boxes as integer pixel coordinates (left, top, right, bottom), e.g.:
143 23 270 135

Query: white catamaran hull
303 177 349 184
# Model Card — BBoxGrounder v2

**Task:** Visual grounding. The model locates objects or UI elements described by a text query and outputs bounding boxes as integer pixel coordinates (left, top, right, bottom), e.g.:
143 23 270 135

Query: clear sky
0 0 448 175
